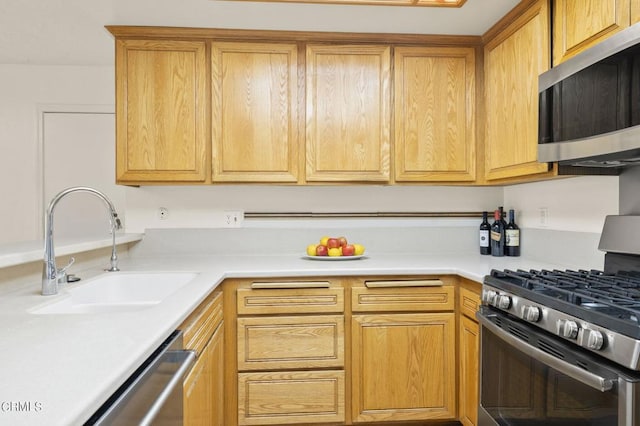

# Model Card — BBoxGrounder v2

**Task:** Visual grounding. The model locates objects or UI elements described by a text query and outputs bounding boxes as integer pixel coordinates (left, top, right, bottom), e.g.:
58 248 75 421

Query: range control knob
496 294 512 309
579 329 605 351
556 319 579 339
521 305 541 322
482 290 497 305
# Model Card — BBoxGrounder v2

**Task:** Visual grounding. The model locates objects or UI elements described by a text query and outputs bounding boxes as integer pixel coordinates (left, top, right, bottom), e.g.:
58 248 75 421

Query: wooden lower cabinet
238 370 345 425
226 276 483 426
182 290 225 426
184 323 225 426
459 314 479 426
458 283 481 426
228 279 347 426
351 312 456 422
237 315 344 371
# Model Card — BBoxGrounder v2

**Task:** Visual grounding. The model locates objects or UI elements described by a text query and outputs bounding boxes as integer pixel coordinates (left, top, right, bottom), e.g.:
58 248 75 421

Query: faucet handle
57 257 75 284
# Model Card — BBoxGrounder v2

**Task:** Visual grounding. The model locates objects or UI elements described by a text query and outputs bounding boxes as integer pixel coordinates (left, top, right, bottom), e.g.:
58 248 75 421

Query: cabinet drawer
352 282 454 312
237 315 344 370
459 287 481 321
238 370 345 425
237 286 344 315
180 290 223 354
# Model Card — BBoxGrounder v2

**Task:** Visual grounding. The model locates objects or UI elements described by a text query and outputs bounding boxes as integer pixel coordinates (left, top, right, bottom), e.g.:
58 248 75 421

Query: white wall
503 176 619 233
0 65 114 243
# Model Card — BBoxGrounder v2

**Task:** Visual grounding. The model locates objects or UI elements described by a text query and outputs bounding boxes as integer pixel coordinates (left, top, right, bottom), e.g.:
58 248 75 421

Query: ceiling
0 0 520 66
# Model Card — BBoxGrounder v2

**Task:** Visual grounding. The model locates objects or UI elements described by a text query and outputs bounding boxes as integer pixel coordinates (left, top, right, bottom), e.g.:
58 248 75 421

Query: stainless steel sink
31 272 198 314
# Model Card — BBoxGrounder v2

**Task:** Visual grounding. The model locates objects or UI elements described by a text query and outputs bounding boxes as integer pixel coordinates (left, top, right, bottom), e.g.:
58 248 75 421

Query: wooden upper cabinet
553 0 631 65
306 44 391 182
394 46 475 182
115 39 208 183
633 0 640 24
211 42 300 182
484 0 551 181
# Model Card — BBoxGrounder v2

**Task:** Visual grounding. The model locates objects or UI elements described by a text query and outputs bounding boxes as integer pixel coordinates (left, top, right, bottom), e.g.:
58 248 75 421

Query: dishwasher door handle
90 331 196 426
139 350 196 426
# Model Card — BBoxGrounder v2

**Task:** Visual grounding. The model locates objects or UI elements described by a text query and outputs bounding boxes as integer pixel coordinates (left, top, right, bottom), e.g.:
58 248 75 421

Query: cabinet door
394 47 476 182
184 339 212 425
484 0 551 181
211 42 299 182
211 324 225 426
351 313 456 422
633 0 640 24
306 44 391 182
115 39 207 183
553 0 631 65
184 323 224 426
459 315 479 426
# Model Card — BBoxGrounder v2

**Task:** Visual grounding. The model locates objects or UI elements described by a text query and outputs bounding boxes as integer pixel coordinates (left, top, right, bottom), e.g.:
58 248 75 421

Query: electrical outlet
223 210 244 228
158 207 169 221
539 207 548 227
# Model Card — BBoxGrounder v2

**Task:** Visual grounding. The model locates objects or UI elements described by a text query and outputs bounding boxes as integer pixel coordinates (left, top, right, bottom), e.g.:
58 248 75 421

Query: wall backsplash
503 175 619 233
122 185 503 233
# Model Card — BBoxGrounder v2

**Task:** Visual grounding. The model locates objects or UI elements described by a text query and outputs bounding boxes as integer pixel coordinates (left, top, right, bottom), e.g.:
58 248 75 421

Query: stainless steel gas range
477 215 640 426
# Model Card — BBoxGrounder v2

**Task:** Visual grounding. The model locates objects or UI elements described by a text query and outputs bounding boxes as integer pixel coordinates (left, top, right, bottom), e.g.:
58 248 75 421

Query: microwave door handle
478 313 615 392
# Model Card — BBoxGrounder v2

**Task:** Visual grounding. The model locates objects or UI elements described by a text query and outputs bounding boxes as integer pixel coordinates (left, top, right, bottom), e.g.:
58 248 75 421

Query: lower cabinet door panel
238 370 345 425
184 335 214 425
459 315 479 426
352 313 456 422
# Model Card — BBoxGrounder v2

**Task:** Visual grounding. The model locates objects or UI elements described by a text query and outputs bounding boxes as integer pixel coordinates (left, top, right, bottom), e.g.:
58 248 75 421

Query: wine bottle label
480 230 489 247
506 229 520 246
491 230 502 242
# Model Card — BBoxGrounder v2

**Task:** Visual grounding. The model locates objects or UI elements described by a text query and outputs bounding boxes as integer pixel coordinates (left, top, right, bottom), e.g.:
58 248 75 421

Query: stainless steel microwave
538 23 640 169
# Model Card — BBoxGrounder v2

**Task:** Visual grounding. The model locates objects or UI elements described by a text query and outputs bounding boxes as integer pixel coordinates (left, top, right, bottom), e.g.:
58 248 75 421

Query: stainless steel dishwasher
85 331 195 425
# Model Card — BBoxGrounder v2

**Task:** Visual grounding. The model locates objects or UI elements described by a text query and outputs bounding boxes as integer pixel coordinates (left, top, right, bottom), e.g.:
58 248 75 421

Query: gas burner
488 269 640 328
486 269 640 334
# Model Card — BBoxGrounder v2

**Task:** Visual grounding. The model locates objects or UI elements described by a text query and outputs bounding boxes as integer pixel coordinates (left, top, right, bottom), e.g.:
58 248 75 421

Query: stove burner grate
487 268 640 337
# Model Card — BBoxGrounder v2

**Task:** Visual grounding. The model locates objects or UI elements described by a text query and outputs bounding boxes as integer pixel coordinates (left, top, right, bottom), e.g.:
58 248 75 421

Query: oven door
477 306 640 426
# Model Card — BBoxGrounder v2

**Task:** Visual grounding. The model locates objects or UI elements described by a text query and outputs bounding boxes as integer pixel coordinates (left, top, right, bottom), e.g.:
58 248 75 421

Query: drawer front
238 370 345 425
459 287 481 321
237 315 344 370
352 283 455 312
237 287 344 315
181 290 223 354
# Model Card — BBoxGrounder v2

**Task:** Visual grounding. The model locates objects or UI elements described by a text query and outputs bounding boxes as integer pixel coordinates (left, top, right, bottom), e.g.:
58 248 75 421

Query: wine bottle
479 211 491 255
499 206 507 227
506 209 521 257
490 209 505 257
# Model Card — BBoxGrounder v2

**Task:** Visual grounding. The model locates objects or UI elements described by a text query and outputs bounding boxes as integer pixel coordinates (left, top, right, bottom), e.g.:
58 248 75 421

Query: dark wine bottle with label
506 209 521 257
490 209 505 257
479 211 491 255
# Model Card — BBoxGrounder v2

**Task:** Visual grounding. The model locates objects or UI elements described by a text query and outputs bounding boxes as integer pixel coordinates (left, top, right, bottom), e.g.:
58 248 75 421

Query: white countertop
0 251 567 426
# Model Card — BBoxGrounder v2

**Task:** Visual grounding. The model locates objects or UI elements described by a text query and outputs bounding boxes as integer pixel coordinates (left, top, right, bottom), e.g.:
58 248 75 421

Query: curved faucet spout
42 186 122 296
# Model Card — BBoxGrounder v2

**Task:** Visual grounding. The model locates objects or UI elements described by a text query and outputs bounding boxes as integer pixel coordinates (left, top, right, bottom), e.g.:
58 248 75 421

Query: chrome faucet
42 186 122 296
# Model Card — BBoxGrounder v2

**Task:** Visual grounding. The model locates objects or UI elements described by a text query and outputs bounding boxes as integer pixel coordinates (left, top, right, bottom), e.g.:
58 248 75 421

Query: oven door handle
478 312 615 392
